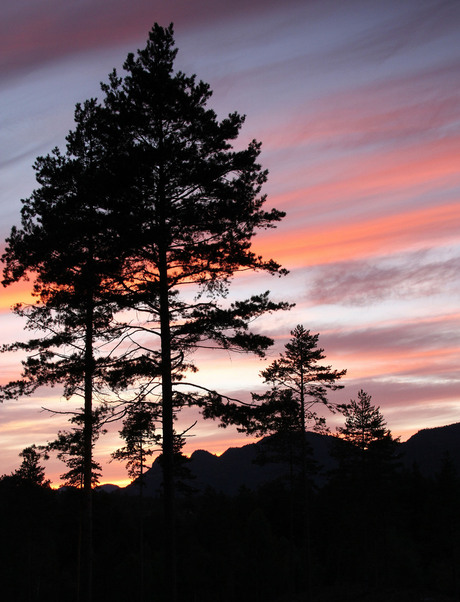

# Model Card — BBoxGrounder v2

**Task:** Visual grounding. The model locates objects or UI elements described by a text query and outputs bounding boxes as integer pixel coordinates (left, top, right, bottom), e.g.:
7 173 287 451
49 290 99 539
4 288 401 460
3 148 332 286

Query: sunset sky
1 0 459 487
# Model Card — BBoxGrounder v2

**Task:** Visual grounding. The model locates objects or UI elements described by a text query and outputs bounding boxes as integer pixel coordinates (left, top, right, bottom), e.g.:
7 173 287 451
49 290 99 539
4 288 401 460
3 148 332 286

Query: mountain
95 483 121 494
120 423 460 496
400 422 460 477
124 431 337 496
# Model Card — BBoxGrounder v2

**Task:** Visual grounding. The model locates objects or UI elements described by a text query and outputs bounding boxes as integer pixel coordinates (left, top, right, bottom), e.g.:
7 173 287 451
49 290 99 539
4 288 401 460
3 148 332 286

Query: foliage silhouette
93 23 289 599
207 326 345 435
337 389 392 449
46 407 109 488
1 98 129 602
205 325 345 600
334 389 400 480
112 401 161 487
206 325 345 481
327 391 401 592
12 445 50 488
1 22 289 602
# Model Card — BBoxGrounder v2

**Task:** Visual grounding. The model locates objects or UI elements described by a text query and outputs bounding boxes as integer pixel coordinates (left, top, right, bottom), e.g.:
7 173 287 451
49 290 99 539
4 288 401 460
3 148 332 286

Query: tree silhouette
112 402 160 488
256 326 345 431
97 23 288 599
111 402 161 600
337 389 390 450
334 389 399 480
254 325 346 598
46 407 108 488
2 23 288 601
332 391 400 588
13 445 50 488
206 325 345 600
1 99 126 602
209 325 345 439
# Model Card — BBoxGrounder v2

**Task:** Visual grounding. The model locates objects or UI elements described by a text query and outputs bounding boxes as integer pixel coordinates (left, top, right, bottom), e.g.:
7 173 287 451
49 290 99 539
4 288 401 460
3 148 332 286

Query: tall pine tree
1 99 126 602
98 24 289 599
2 24 288 601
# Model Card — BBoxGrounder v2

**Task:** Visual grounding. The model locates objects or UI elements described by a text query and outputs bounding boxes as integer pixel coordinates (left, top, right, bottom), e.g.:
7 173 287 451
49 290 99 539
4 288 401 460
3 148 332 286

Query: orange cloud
254 200 460 267
337 344 459 381
268 132 460 212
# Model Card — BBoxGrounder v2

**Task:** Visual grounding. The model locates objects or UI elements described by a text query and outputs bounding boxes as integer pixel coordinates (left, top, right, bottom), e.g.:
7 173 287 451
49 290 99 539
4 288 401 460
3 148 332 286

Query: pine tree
333 392 400 587
206 325 345 601
335 389 399 477
2 24 288 601
46 407 108 488
1 99 126 602
98 24 289 599
13 445 50 487
337 389 390 451
208 325 346 440
111 402 160 488
258 326 345 430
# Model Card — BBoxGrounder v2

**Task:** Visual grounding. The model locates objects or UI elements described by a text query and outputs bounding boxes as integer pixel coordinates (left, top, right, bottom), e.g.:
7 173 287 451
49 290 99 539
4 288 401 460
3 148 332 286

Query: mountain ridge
118 422 460 496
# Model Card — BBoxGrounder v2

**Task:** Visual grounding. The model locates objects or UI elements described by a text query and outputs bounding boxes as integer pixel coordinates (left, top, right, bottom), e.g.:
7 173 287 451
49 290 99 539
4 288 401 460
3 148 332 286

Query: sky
1 0 459 487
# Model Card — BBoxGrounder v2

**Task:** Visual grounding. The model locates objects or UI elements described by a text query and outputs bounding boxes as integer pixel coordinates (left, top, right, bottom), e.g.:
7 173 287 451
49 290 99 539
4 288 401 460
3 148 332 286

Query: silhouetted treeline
1 450 459 602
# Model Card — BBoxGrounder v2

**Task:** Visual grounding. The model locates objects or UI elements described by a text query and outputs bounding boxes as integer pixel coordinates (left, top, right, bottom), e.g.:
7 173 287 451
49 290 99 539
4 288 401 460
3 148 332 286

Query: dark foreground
1 458 460 602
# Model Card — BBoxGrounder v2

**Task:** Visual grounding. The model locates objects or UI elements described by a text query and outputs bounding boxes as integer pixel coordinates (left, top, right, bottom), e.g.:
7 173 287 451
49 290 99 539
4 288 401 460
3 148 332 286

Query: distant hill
400 422 460 477
119 423 460 496
123 431 337 496
95 483 121 494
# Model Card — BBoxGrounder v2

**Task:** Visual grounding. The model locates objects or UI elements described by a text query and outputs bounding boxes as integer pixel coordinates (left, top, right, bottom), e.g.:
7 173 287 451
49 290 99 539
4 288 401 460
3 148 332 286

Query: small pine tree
337 389 390 452
14 445 50 487
112 402 160 487
335 389 399 479
46 408 108 488
206 325 346 601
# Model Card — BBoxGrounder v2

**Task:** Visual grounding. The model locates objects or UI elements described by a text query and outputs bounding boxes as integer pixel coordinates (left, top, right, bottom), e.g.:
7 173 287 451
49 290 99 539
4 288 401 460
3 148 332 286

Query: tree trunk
157 143 177 600
159 247 176 602
82 290 94 602
139 435 145 599
299 363 312 602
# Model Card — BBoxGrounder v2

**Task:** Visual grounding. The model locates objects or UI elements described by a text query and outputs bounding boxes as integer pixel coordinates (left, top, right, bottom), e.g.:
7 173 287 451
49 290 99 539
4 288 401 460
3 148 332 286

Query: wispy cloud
307 250 460 306
254 201 460 268
260 61 460 155
324 312 460 355
0 0 303 80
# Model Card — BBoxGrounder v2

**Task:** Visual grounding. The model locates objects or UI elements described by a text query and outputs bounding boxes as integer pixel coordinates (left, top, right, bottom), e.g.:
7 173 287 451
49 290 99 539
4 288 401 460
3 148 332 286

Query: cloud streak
1 0 303 80
254 200 460 268
308 250 460 306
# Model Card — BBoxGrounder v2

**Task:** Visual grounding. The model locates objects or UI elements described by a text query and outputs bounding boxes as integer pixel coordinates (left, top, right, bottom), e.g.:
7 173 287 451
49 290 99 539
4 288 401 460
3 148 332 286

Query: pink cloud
307 251 460 306
325 312 460 353
0 0 302 79
253 200 460 267
264 68 460 154
273 132 460 211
